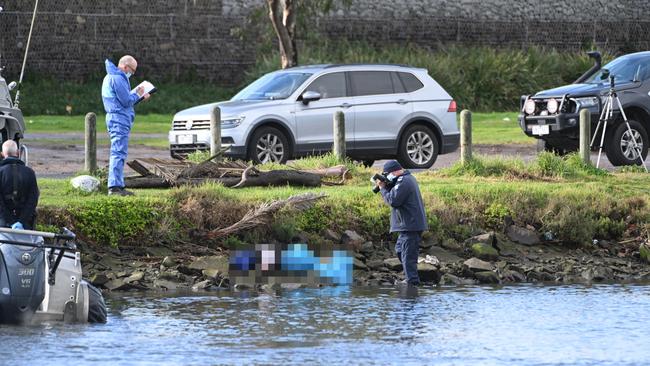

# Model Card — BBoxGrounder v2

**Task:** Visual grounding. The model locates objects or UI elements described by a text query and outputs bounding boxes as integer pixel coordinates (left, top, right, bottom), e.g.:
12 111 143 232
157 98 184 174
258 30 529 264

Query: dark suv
519 51 650 166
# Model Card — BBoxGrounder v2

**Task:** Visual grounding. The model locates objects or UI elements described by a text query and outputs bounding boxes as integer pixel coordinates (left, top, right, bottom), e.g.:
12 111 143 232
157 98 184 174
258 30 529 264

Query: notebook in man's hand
131 80 157 104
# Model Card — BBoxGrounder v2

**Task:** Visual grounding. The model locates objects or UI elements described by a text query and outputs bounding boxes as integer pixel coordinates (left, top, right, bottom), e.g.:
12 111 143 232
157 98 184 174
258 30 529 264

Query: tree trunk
267 0 298 68
125 170 321 189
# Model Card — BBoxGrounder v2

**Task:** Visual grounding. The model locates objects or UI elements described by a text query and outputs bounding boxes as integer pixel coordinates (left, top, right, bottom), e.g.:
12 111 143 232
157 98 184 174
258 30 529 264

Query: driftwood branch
205 192 327 240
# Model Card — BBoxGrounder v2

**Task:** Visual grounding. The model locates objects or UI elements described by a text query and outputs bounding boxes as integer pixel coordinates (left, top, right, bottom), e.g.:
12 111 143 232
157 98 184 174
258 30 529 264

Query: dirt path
25 135 617 178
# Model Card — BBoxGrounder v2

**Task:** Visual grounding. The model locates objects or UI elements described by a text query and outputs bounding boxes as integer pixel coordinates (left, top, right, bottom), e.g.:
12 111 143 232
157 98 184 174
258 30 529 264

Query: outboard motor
0 232 46 324
0 228 106 325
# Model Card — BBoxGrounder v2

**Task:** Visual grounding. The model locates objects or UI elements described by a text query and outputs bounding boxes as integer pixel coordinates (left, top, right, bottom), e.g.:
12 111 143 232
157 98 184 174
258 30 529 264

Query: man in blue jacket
101 55 150 196
376 160 428 286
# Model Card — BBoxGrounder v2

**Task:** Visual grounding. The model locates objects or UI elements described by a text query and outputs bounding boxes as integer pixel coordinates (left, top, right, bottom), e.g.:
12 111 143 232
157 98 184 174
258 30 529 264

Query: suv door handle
397 99 408 105
340 103 351 109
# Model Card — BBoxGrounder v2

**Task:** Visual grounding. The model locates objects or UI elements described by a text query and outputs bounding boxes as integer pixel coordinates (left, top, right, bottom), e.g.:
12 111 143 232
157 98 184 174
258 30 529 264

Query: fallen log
125 169 321 189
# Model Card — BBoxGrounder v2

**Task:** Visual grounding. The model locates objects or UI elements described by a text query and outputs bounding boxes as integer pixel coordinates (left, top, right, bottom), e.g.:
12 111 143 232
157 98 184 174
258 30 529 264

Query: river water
1 284 649 365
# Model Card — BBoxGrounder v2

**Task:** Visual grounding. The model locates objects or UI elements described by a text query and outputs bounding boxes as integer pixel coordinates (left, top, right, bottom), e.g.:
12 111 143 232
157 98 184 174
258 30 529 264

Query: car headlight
221 117 245 129
524 99 536 115
574 97 599 108
546 98 559 114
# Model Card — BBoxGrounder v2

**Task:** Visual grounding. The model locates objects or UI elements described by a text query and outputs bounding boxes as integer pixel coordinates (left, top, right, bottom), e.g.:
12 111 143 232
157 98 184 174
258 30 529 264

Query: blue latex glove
11 222 24 230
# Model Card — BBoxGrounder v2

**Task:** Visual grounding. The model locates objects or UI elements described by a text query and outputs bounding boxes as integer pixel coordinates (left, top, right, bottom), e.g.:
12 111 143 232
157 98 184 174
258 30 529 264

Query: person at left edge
0 140 39 230
101 55 150 196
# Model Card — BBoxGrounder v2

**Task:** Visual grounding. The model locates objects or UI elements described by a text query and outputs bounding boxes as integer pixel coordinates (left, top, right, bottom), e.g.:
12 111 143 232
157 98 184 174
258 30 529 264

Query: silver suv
169 64 459 168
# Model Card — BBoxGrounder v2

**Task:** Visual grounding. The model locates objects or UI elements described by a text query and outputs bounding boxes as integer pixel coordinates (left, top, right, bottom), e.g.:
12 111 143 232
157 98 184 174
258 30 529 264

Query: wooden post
460 109 472 164
84 112 97 174
333 111 346 161
579 108 591 164
210 106 221 157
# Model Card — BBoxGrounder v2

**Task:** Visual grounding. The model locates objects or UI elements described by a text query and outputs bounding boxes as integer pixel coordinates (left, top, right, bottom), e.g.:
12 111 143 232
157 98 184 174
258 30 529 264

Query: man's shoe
108 187 134 196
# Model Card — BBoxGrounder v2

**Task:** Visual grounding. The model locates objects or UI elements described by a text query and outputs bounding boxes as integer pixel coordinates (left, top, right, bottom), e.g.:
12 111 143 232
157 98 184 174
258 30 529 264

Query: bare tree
266 0 298 69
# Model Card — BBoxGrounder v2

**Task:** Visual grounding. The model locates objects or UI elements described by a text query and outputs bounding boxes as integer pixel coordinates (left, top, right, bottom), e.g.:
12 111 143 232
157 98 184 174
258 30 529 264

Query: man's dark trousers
396 231 421 285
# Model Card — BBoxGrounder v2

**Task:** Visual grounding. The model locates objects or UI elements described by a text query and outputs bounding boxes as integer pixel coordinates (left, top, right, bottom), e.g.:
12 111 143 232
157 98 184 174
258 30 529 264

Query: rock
154 279 187 291
471 243 499 261
500 269 526 282
281 283 306 290
360 241 374 256
417 263 440 283
188 256 229 273
104 278 134 291
192 280 212 291
260 283 281 293
322 228 341 243
439 273 477 286
467 232 496 246
427 246 463 263
441 238 462 252
581 266 614 282
70 175 100 192
420 239 435 249
366 259 385 270
353 258 369 270
233 283 252 291
89 273 109 286
474 271 499 284
124 271 144 284
383 257 403 271
202 269 221 280
145 246 174 258
342 230 365 246
161 256 177 268
463 257 494 272
507 225 540 246
640 243 650 264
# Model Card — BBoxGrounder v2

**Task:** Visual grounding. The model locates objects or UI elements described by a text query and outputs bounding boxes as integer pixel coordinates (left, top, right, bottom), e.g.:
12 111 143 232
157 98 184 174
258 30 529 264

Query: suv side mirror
301 91 321 105
600 68 610 80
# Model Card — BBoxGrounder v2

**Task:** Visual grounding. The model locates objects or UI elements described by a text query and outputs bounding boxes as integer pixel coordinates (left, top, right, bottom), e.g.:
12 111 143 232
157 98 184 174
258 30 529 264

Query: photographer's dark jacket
380 171 427 233
0 157 39 228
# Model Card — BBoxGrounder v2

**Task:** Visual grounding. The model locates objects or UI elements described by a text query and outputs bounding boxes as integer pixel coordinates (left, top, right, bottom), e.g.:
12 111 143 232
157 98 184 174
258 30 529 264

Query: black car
519 51 650 166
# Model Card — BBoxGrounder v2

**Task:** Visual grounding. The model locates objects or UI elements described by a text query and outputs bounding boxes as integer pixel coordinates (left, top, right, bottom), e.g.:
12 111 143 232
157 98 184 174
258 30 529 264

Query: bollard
333 111 346 161
579 108 591 165
210 106 221 157
460 109 472 164
84 112 97 174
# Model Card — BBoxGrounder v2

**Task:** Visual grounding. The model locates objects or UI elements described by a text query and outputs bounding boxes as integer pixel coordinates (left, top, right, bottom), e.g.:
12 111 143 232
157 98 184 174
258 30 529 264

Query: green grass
471 112 533 145
25 114 170 134
36 152 650 248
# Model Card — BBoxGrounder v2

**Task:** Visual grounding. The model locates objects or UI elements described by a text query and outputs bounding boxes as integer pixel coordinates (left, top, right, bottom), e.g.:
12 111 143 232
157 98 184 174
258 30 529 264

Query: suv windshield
232 72 312 101
587 55 650 84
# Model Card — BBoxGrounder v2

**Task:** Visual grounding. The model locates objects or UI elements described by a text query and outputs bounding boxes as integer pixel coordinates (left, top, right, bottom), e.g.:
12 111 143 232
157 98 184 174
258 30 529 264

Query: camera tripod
590 76 648 172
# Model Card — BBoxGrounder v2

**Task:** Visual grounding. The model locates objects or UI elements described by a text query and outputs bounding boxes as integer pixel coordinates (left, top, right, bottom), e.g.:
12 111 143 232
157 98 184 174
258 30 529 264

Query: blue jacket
380 171 428 233
101 59 139 126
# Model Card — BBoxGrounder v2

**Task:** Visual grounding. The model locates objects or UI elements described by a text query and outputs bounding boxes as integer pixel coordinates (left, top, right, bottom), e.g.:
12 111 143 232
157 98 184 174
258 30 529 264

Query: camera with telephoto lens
371 173 395 194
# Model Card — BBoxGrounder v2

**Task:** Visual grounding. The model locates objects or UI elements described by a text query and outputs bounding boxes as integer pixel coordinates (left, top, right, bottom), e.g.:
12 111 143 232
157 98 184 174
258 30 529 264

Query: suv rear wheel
397 125 439 169
605 119 649 166
248 126 289 164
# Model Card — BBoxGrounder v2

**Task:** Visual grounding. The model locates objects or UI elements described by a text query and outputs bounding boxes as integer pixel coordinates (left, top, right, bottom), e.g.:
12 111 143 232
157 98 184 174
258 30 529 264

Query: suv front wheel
397 124 439 169
248 126 290 164
605 119 648 166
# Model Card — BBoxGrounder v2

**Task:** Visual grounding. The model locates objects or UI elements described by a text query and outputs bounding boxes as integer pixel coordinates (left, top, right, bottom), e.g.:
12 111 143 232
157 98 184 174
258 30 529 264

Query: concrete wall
1 0 649 85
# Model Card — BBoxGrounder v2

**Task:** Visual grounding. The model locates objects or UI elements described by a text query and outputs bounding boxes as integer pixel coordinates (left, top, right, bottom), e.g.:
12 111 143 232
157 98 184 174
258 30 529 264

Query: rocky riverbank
80 224 650 293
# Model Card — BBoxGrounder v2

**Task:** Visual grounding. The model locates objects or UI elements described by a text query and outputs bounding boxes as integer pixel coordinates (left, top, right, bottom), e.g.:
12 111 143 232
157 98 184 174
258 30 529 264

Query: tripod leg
596 96 612 168
615 96 648 172
591 99 609 147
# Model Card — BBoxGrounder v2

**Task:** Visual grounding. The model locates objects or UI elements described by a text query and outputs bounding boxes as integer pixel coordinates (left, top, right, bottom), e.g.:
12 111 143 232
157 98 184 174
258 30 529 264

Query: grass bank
36 153 649 249
16 44 608 115
26 111 528 146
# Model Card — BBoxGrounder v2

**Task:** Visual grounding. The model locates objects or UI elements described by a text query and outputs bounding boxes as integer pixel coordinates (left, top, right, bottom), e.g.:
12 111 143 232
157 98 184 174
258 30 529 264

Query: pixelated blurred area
230 243 353 286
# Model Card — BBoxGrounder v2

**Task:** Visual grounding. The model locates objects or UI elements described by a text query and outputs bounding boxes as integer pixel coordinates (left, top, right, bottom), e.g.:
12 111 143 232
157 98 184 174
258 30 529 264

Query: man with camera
375 160 427 286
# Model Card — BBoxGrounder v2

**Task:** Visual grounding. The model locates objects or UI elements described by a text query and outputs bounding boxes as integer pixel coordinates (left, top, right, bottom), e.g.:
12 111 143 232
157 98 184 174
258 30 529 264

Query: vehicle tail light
447 100 457 112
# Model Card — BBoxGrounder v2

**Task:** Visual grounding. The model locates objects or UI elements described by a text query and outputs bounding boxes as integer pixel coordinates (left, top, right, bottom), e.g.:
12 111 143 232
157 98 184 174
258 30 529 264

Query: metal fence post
210 106 221 157
460 109 472 164
333 111 346 161
579 108 591 164
84 112 97 174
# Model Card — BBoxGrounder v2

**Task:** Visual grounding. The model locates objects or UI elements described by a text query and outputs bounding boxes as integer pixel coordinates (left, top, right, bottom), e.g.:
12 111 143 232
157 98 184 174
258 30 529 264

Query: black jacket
0 157 39 228
380 171 428 233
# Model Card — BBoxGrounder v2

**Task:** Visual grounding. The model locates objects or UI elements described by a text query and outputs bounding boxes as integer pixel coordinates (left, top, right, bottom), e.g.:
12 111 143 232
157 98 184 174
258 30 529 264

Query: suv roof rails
324 63 412 69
